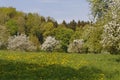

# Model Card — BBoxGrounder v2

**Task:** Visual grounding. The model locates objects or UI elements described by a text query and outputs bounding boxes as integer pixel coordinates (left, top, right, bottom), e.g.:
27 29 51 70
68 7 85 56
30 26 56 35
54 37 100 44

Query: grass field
0 50 120 80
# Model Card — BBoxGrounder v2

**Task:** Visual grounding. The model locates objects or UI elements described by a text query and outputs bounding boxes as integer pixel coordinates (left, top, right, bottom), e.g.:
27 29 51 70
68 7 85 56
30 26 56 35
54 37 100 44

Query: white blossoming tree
7 34 37 51
41 36 60 52
102 21 120 54
67 39 84 53
101 0 120 54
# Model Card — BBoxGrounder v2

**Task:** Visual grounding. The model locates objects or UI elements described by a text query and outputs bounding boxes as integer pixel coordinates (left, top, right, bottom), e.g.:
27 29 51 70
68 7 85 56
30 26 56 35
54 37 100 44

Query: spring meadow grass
0 50 120 80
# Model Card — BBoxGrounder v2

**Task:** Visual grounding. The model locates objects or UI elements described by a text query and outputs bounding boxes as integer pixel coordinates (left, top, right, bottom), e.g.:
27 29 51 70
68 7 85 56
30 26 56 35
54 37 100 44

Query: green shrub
51 26 74 52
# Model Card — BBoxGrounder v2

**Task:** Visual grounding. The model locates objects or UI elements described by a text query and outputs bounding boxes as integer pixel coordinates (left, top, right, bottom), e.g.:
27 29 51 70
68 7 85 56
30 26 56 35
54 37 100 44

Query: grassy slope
0 50 120 80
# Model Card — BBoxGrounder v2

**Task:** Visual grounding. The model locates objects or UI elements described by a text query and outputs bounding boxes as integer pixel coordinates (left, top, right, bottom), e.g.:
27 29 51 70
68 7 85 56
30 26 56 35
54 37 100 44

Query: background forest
0 0 120 54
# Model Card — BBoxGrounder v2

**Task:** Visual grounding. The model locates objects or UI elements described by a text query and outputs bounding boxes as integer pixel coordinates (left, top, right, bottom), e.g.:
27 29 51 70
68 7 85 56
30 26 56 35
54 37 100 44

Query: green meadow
0 50 120 80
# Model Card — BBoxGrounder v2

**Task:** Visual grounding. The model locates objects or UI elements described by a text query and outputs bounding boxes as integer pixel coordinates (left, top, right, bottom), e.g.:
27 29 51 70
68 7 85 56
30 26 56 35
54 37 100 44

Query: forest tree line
0 0 120 54
0 7 91 52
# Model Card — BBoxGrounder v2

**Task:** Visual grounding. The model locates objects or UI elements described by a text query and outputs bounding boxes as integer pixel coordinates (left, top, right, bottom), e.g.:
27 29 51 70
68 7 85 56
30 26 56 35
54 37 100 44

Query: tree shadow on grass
116 57 120 63
0 59 103 80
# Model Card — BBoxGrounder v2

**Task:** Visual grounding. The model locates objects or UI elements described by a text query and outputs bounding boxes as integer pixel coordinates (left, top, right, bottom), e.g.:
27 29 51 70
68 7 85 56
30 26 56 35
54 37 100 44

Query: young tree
68 20 77 31
84 26 103 53
0 25 10 49
41 22 54 37
62 20 68 27
5 19 18 35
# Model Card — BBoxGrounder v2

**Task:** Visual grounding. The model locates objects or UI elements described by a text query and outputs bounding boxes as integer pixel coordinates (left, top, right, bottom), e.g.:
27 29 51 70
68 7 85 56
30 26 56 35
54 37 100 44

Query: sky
0 0 90 23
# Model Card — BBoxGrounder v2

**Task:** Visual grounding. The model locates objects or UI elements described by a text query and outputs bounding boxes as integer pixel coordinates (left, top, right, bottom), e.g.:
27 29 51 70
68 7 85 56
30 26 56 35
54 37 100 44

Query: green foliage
5 19 18 35
80 25 93 52
87 0 110 20
86 27 102 53
0 25 10 49
25 13 45 44
68 20 77 30
41 22 54 37
1 7 16 18
14 12 26 34
29 35 40 51
26 13 42 35
52 26 74 52
70 27 83 42
81 25 103 53
0 12 9 25
0 7 17 24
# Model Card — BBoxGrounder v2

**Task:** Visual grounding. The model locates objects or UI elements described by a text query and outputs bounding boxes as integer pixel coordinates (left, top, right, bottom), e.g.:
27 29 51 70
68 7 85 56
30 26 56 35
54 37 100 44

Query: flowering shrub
67 39 84 53
101 21 120 54
41 36 60 52
7 34 37 51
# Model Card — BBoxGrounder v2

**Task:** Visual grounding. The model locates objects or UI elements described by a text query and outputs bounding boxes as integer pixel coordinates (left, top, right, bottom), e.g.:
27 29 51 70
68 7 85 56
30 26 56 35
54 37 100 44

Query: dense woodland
0 0 120 54
0 7 91 52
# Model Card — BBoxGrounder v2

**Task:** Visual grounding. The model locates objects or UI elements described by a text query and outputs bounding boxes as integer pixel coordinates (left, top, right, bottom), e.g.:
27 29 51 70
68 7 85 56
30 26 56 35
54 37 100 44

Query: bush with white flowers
7 34 37 51
67 39 84 53
101 21 120 54
41 36 60 52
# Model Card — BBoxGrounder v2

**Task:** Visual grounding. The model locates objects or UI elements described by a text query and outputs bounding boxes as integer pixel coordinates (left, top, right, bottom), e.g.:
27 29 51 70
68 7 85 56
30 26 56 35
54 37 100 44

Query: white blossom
108 0 120 19
41 36 60 52
68 39 84 53
101 21 120 53
7 34 37 51
101 0 120 53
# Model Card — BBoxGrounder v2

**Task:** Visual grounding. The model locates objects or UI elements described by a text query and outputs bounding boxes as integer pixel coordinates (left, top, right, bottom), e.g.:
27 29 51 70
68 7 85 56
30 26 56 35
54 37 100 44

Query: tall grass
0 50 120 80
